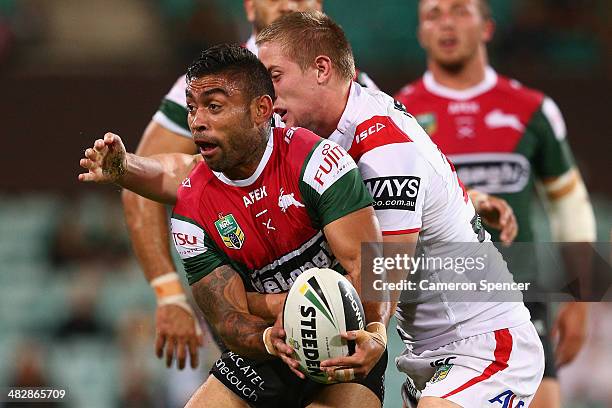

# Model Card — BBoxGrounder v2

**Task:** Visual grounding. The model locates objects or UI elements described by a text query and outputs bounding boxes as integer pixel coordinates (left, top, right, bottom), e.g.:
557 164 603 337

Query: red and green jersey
170 126 372 292
395 67 574 242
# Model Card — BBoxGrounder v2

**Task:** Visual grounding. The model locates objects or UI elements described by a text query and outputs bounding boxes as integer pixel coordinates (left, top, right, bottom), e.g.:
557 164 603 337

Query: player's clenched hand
552 302 589 367
78 132 127 183
263 314 305 379
155 304 205 370
320 323 386 382
471 191 518 245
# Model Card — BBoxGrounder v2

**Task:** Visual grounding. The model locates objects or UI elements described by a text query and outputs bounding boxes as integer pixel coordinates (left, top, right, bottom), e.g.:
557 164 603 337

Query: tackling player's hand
263 313 305 379
155 304 205 370
78 132 127 183
320 322 386 382
551 302 589 367
470 191 518 245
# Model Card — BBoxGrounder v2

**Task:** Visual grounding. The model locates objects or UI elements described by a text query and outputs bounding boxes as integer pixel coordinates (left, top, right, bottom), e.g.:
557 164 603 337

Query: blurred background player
121 0 380 371
394 0 597 406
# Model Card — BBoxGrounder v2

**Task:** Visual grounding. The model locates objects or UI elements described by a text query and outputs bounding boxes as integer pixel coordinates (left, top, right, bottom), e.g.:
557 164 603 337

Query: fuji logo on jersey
488 390 525 408
181 177 191 188
364 176 421 211
278 188 304 212
243 186 267 208
214 214 245 250
485 110 524 132
448 101 480 115
313 143 349 187
355 122 386 144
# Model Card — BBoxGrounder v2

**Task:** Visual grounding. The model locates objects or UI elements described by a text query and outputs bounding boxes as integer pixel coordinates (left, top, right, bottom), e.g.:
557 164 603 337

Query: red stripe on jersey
382 228 421 236
348 116 413 163
441 328 513 399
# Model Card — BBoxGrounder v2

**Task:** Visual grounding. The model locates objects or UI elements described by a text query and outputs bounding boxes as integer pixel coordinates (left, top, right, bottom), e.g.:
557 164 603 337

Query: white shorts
396 322 544 408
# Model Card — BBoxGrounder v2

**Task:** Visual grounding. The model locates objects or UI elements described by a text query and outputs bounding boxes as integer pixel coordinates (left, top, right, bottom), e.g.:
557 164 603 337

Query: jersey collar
214 128 273 187
335 82 362 137
245 34 259 57
423 66 498 101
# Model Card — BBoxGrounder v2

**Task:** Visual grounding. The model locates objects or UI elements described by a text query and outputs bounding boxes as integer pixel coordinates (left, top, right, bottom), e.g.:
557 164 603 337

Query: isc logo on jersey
355 122 385 144
303 141 356 193
170 217 207 259
283 268 365 384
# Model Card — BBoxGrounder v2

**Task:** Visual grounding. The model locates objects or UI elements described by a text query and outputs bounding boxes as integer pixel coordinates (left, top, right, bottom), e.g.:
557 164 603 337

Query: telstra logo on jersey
488 390 525 408
278 188 304 213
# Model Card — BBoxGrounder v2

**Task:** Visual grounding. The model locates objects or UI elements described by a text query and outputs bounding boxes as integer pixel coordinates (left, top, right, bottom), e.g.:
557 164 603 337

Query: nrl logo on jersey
416 113 437 135
214 214 245 250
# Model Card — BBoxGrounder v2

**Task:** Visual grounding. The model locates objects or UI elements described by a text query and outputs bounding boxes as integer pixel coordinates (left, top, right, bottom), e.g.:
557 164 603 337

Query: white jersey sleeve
348 115 431 235
152 74 191 138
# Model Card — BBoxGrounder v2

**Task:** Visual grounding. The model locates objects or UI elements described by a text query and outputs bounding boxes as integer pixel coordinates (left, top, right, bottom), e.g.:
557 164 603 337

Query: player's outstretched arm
191 264 272 361
122 122 205 370
78 132 198 205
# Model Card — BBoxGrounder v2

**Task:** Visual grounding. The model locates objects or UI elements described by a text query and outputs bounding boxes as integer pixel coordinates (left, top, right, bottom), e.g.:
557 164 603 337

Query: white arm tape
545 176 596 242
150 272 202 335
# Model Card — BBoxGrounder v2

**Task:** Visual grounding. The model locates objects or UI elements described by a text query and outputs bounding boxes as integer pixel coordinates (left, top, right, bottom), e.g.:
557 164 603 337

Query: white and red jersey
331 82 530 353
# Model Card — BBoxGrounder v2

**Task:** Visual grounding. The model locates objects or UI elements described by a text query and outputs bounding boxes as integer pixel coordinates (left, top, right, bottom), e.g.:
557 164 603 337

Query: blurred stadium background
0 0 610 407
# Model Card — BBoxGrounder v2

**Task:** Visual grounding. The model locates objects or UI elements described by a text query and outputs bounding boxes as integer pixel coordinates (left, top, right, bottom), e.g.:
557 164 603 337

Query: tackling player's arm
191 264 272 360
122 120 206 370
468 189 518 245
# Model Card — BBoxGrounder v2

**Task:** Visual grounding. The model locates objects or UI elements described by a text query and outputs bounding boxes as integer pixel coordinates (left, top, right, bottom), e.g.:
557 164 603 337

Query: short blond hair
256 11 356 82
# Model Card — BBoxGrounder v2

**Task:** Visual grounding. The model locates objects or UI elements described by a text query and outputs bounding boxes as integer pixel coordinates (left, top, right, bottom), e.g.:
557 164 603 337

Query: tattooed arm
191 264 271 360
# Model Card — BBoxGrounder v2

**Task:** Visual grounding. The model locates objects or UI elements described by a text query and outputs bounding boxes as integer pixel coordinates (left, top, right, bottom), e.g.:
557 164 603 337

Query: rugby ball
283 267 365 384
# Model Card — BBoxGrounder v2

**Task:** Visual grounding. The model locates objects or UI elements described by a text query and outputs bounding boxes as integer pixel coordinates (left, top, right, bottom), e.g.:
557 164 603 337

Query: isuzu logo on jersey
355 122 386 144
451 153 531 194
214 214 245 250
364 176 421 211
